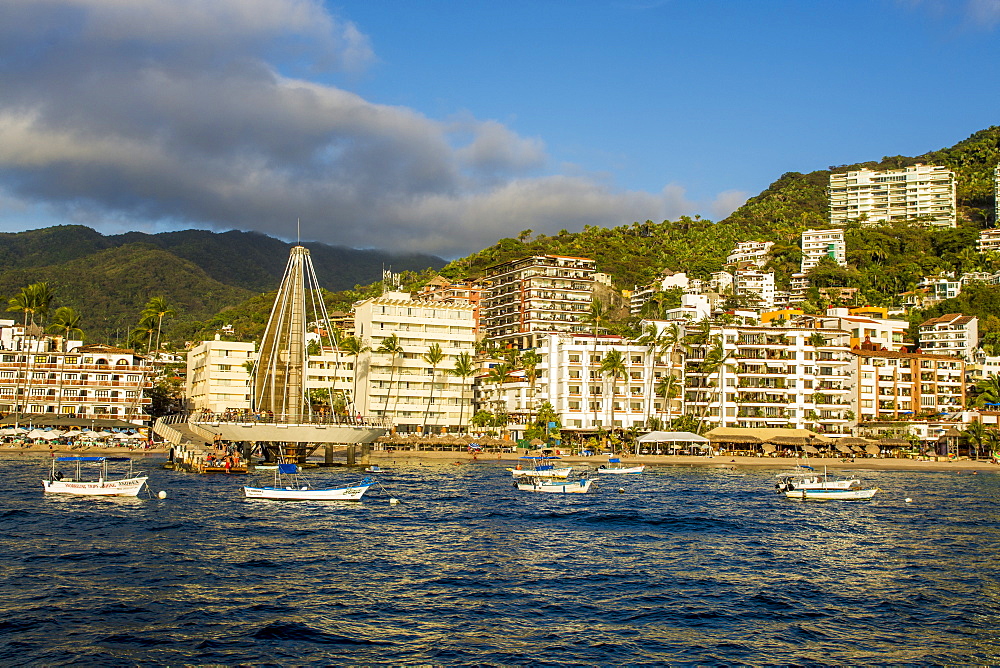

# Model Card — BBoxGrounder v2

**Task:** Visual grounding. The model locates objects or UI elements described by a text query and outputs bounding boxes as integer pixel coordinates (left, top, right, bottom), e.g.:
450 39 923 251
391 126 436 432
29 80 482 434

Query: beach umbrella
26 429 48 440
39 430 64 440
94 430 115 439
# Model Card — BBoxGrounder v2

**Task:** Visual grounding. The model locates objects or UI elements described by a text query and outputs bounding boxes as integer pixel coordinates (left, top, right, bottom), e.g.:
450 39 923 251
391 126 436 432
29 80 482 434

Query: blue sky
0 0 998 258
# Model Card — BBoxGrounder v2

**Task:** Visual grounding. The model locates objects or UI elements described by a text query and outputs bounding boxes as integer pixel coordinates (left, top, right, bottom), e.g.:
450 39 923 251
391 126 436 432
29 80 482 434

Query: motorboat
775 465 878 501
43 456 148 497
244 463 374 501
784 487 879 501
508 456 573 479
774 465 860 493
515 476 594 494
364 464 384 474
596 457 645 474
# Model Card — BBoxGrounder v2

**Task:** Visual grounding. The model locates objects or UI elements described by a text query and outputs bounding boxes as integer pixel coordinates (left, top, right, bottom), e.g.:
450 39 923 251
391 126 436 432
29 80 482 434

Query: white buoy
905 497 912 503
389 498 400 505
158 490 167 499
618 487 625 494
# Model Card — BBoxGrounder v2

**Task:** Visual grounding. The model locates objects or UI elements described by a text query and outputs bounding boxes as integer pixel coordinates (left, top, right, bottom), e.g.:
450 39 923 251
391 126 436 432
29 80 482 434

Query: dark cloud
0 0 739 257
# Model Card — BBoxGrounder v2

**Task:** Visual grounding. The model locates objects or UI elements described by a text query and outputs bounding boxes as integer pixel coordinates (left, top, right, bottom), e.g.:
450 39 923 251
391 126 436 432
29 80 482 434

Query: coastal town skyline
1 1 1000 257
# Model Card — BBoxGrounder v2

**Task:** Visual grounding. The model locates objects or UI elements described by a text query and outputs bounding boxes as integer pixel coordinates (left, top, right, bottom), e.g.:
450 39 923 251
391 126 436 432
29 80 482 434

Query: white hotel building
0 320 153 424
186 337 255 413
829 164 957 228
354 292 477 434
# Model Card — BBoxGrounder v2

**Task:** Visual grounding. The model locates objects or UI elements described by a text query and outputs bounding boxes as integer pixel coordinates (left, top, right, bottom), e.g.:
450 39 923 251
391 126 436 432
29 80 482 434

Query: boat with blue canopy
507 456 573 479
43 456 148 497
596 457 645 474
243 463 374 501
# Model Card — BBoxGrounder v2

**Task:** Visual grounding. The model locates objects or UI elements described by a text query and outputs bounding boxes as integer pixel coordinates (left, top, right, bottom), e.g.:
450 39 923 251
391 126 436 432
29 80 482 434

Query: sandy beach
5 443 995 473
369 448 998 472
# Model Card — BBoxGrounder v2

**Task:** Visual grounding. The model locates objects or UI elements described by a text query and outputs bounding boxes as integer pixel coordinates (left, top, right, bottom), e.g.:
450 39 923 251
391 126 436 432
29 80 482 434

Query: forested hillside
0 226 446 344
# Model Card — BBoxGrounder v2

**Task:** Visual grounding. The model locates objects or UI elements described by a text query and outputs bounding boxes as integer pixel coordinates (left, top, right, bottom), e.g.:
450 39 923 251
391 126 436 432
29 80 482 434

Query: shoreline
4 444 994 473
370 449 998 472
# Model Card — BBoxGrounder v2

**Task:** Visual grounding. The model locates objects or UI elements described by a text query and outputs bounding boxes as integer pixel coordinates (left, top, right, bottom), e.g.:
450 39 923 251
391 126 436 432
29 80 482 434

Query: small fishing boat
784 486 879 501
508 456 573 479
776 465 878 501
596 457 645 474
516 476 594 494
364 464 384 473
244 463 373 501
43 456 148 497
774 465 860 493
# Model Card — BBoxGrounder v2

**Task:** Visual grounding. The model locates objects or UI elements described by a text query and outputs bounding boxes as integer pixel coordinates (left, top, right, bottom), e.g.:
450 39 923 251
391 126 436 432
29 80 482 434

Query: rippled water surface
3 455 1000 665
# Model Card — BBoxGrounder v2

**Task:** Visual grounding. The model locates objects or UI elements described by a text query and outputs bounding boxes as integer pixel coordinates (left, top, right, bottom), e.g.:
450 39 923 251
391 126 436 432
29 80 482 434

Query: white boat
784 486 879 501
776 465 878 501
508 456 572 479
244 463 373 501
364 464 383 474
595 457 645 474
516 477 594 494
43 456 148 497
774 465 860 493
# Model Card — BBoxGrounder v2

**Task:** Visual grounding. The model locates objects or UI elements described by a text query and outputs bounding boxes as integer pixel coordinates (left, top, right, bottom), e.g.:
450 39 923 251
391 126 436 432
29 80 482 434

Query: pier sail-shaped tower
153 243 387 465
252 245 329 421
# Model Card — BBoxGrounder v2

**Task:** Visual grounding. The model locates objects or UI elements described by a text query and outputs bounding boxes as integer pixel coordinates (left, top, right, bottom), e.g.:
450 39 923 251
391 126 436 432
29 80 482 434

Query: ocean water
2 454 1000 665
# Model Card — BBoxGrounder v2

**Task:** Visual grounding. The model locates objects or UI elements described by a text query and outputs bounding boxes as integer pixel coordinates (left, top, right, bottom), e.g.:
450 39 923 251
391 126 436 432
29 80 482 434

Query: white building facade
726 241 773 267
829 164 957 228
185 337 255 413
354 292 477 434
918 314 979 360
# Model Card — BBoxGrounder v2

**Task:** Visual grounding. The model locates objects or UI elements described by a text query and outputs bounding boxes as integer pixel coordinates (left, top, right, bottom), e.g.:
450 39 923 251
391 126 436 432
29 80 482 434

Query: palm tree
655 374 680 426
376 334 405 420
974 373 1000 408
48 306 84 415
129 315 158 352
520 349 543 426
341 335 370 413
486 362 513 419
635 323 664 425
48 306 83 351
448 351 476 433
964 421 987 461
421 343 445 435
141 296 175 356
8 282 53 414
599 349 627 432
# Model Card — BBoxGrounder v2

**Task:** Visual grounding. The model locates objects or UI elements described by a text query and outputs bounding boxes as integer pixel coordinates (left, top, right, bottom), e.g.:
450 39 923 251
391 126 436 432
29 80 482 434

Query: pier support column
360 442 371 465
324 443 334 465
346 444 356 466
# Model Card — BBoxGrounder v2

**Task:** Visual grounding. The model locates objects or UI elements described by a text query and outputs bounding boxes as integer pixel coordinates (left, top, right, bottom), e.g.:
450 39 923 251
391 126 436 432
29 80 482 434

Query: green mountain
0 226 446 345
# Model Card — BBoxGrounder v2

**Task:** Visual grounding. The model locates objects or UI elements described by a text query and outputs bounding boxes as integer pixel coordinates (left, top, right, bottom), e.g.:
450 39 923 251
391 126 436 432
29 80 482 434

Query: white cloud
0 0 721 258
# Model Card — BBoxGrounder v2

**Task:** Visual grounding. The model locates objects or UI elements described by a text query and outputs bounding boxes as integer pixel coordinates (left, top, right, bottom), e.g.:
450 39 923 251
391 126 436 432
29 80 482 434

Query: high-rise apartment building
481 255 595 348
354 292 477 434
829 164 957 228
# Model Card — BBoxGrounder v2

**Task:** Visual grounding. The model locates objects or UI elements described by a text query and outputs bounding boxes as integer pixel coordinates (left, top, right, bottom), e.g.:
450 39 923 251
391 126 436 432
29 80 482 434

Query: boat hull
243 483 371 501
43 477 148 497
516 479 593 494
596 465 645 474
784 487 878 501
